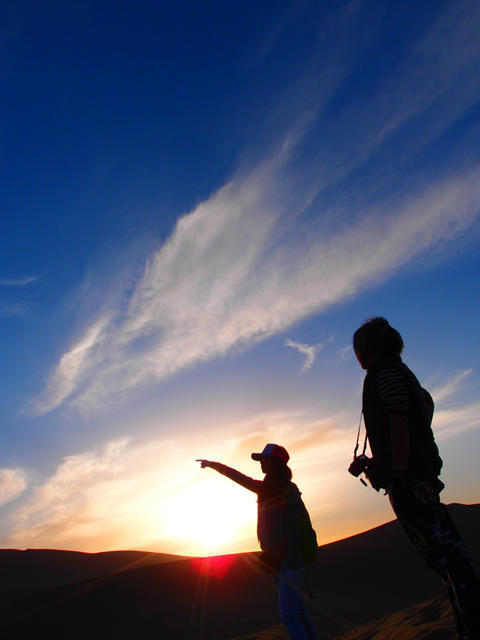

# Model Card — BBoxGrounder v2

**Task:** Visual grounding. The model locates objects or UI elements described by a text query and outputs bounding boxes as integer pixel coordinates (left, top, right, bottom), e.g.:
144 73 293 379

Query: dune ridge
0 503 477 639
0 548 185 592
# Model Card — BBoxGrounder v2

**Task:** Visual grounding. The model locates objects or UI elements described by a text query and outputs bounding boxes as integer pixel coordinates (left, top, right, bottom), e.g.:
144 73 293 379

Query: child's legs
276 569 318 640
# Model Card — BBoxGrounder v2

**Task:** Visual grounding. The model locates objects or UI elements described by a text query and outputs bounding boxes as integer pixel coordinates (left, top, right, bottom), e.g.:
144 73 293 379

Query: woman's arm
196 460 262 493
389 413 410 469
375 369 411 470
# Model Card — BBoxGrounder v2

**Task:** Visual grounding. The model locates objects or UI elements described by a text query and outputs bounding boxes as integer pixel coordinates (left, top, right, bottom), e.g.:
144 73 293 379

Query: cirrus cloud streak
32 165 480 415
30 0 480 415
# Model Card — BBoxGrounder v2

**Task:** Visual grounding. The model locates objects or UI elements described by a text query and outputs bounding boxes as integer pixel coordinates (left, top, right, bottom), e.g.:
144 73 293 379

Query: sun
160 477 256 555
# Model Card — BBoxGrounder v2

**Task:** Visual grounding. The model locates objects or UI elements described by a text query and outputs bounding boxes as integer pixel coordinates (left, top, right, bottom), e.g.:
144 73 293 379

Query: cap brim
251 453 263 461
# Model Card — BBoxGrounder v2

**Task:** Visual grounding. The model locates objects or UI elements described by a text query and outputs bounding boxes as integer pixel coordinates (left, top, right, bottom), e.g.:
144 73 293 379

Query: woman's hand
196 459 211 469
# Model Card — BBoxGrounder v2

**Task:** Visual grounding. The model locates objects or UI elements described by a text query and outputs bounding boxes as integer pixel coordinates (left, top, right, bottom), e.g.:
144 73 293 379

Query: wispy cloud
31 1 480 415
33 164 479 416
0 409 352 552
247 0 315 67
427 369 480 441
0 275 41 317
5 387 479 553
30 316 110 415
0 469 27 507
338 345 353 364
308 0 480 184
0 276 40 286
0 437 173 551
0 430 241 552
285 339 323 372
435 400 480 441
225 410 352 478
1 439 136 550
431 369 473 405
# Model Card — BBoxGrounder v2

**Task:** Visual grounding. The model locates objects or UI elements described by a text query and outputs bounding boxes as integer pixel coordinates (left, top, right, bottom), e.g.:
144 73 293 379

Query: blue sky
1 0 479 555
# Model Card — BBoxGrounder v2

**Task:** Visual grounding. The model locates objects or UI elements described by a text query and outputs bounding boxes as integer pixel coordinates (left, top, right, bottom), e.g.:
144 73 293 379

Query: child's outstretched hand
196 459 211 469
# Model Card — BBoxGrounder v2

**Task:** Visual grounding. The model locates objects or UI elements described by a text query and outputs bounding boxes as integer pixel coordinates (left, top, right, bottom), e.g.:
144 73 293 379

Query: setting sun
159 476 257 555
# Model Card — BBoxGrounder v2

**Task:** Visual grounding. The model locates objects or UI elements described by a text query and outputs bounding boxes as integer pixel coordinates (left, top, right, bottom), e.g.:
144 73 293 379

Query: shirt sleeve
208 462 263 493
375 368 410 415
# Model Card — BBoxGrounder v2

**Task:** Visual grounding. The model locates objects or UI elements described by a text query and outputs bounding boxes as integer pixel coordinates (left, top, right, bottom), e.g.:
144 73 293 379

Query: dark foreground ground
0 503 478 639
234 595 455 639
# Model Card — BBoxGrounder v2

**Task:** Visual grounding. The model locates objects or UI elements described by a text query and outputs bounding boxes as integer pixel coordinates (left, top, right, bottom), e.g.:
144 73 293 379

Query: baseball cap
251 443 289 463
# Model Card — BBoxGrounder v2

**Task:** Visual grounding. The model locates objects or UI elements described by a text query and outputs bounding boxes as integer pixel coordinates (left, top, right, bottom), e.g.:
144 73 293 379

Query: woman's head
251 443 292 485
262 456 293 488
353 317 403 369
260 454 291 475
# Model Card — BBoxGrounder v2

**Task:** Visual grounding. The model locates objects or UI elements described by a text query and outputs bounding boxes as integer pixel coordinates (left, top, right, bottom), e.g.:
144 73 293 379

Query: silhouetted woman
352 317 480 640
197 443 318 640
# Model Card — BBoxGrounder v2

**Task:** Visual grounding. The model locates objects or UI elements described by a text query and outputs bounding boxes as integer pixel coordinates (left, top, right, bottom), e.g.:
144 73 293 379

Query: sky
1 0 479 557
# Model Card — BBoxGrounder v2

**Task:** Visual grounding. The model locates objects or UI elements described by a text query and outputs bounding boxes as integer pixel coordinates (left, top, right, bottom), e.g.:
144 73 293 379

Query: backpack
298 498 318 564
284 485 318 564
259 482 318 566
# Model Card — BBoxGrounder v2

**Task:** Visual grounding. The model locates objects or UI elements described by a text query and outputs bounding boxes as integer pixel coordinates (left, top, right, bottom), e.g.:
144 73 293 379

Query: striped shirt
375 368 410 414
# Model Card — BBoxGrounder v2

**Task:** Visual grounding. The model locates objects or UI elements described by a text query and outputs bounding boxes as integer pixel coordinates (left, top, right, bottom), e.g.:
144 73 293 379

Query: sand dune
234 596 455 639
0 503 477 639
0 548 185 592
333 594 455 640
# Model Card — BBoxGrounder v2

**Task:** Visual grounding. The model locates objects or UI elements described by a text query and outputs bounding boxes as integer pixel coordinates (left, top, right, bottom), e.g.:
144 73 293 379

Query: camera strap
353 411 368 458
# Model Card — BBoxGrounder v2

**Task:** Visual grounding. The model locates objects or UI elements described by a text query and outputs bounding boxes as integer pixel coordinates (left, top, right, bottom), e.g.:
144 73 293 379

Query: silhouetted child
351 317 480 640
197 444 318 640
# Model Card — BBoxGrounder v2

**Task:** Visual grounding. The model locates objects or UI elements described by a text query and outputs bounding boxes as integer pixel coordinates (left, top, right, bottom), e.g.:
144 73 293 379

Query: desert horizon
1 502 478 639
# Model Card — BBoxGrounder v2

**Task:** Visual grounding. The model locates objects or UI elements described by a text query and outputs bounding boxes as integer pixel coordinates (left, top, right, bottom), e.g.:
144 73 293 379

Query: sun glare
160 477 256 555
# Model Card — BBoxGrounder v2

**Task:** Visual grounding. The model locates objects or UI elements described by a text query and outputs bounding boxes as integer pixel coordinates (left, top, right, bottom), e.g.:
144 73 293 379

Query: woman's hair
353 317 404 363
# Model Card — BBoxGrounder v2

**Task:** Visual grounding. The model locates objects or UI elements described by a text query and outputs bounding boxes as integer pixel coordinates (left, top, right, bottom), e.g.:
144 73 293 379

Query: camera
348 453 372 477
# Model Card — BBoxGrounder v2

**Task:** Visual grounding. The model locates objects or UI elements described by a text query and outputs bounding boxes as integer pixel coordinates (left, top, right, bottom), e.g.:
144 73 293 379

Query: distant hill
0 548 185 594
0 503 478 639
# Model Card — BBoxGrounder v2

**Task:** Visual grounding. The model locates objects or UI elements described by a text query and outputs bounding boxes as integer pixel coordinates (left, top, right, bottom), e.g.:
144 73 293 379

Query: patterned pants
388 479 480 639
